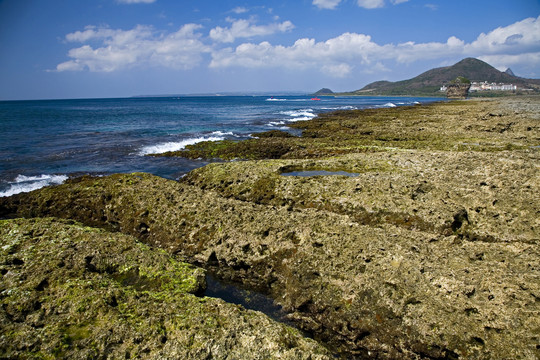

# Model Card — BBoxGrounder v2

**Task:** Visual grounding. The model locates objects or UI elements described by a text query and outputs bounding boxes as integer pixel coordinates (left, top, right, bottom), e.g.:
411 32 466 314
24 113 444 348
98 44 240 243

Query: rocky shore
1 97 539 359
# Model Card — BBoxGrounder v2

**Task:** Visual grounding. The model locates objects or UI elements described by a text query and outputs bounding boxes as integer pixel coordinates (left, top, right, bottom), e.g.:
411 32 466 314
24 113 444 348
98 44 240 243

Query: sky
0 0 539 100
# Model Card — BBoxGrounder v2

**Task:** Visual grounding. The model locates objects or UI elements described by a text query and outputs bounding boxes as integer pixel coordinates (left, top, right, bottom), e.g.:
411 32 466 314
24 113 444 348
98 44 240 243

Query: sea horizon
0 95 444 197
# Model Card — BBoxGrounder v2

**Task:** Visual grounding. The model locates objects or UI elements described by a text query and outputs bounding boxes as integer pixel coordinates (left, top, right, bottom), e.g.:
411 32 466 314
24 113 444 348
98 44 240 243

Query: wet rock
0 218 331 359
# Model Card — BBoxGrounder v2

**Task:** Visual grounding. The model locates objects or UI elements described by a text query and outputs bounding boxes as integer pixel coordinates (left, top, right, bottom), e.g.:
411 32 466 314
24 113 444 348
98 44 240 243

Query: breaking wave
280 109 317 121
0 174 68 197
139 133 229 156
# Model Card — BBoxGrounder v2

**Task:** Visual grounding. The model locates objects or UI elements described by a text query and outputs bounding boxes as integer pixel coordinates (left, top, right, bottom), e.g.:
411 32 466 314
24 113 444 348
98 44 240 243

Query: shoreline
1 96 539 359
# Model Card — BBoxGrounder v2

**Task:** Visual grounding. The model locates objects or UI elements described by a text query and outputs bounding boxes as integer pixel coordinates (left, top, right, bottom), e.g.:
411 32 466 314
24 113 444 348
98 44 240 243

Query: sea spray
0 174 68 197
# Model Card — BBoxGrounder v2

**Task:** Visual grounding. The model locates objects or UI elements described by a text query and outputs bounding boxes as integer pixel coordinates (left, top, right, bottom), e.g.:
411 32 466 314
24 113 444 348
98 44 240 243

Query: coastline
1 96 539 359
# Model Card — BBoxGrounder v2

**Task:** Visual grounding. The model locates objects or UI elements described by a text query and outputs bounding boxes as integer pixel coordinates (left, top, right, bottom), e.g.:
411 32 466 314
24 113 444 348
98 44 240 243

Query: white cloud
55 15 540 78
210 32 391 73
357 0 407 8
394 36 466 63
357 0 385 9
231 7 249 14
322 63 352 77
209 16 540 78
65 25 143 43
312 0 408 9
117 0 156 3
312 0 342 10
478 53 540 76
466 16 540 55
209 18 294 43
467 16 540 75
56 24 209 72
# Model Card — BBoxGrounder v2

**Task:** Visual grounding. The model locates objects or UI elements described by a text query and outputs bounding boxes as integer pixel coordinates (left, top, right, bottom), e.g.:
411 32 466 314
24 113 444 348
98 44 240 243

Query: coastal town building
440 81 518 92
469 81 517 91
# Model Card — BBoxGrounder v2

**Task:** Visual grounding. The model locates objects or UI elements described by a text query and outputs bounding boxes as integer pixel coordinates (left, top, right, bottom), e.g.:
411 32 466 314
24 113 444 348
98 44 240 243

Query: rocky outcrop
1 97 539 359
446 83 471 99
0 217 331 359
504 68 515 76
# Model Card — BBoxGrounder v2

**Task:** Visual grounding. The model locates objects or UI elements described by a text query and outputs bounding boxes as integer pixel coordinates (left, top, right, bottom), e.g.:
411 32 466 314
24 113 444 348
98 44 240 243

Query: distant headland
315 57 540 97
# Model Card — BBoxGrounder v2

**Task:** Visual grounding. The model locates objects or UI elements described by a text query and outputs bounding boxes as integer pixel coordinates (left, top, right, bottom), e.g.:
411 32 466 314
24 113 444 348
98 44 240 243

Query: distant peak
313 88 334 95
505 68 515 76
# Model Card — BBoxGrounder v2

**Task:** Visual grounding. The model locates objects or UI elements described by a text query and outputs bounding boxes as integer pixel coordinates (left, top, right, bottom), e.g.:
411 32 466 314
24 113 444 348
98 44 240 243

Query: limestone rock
1 97 539 359
0 218 332 359
446 83 471 99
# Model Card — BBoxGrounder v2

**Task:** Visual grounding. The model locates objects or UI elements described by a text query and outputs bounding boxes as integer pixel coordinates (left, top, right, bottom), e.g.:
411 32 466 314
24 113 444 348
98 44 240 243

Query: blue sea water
0 95 443 196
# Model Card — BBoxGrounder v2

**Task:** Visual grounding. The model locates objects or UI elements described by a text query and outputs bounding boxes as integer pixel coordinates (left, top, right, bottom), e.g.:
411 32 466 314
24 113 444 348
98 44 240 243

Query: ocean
0 95 443 197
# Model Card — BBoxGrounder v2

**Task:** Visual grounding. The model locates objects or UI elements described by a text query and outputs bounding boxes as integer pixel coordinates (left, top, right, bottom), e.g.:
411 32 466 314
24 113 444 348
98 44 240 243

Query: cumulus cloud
478 53 540 75
465 16 540 55
312 0 342 10
209 16 540 77
468 16 540 74
210 32 392 75
209 18 294 43
393 36 466 63
55 15 540 78
56 24 209 72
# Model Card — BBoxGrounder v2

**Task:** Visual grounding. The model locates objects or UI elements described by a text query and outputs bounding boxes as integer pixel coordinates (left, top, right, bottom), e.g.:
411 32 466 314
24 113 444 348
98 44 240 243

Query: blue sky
0 0 539 100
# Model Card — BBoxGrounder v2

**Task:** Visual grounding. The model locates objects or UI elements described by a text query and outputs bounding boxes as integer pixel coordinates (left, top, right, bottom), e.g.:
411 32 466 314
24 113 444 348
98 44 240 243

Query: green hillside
352 58 539 96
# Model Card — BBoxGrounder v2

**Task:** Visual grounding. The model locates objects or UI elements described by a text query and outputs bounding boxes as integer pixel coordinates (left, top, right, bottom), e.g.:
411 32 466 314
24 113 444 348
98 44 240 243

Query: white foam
288 116 314 122
211 131 235 136
0 174 68 197
280 109 317 120
266 98 287 101
281 109 314 116
383 102 397 108
139 135 225 155
268 121 286 126
321 106 357 110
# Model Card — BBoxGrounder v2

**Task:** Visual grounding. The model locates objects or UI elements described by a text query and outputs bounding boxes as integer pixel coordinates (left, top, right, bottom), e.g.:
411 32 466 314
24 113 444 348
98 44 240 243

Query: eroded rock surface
0 218 331 359
1 97 539 359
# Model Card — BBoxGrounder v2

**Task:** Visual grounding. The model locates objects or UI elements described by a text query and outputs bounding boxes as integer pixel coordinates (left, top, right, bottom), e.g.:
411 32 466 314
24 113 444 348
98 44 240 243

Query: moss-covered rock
2 165 539 358
154 98 540 161
152 138 296 160
0 218 332 359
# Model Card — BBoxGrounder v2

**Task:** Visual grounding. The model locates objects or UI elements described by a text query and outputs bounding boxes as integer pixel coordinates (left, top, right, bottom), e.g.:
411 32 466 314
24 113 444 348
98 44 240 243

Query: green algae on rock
1 163 539 358
151 98 540 161
0 217 332 359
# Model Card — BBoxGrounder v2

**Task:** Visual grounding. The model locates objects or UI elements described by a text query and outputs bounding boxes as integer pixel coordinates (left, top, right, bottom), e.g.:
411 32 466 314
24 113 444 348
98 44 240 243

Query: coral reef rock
1 97 539 359
0 217 332 359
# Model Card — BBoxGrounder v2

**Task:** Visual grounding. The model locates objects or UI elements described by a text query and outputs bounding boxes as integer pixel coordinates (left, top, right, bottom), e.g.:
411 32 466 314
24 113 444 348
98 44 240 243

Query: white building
469 81 517 92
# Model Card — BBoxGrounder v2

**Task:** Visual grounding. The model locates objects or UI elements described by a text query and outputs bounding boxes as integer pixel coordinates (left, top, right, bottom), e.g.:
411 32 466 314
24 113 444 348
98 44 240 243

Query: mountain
354 58 539 96
504 68 515 76
313 88 334 96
